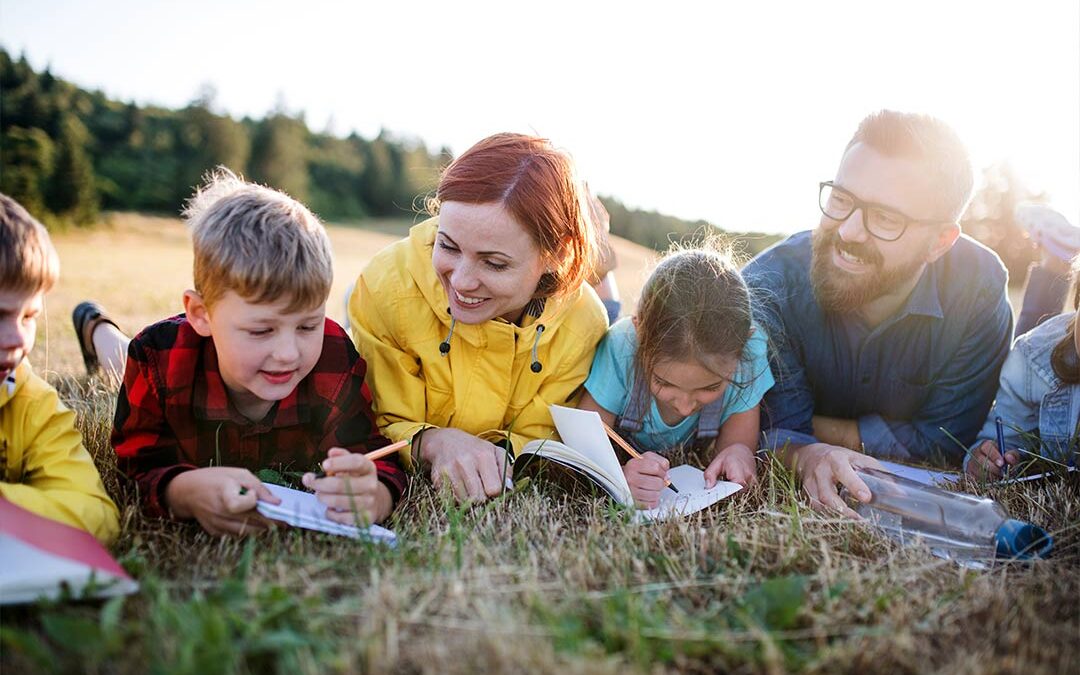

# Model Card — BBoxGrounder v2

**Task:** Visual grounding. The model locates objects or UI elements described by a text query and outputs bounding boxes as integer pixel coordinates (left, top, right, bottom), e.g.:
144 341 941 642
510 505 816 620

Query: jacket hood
403 219 594 354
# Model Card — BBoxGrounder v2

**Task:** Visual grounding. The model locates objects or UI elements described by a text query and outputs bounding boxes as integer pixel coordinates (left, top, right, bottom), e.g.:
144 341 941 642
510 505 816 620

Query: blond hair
184 169 333 312
846 110 974 221
0 193 60 294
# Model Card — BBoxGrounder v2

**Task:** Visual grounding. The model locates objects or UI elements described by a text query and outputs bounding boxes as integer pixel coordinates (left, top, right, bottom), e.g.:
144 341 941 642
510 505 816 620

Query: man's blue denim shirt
743 230 1013 467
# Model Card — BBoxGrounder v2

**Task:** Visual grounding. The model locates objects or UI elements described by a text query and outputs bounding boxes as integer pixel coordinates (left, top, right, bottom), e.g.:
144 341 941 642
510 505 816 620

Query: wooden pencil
313 439 410 477
601 421 680 494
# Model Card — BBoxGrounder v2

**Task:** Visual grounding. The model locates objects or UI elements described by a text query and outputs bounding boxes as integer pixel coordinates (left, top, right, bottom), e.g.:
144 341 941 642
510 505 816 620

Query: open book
0 497 139 605
256 484 397 546
517 405 742 521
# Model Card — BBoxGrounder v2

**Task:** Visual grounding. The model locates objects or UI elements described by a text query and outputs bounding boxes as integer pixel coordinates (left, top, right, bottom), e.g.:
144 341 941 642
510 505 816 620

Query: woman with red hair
349 133 608 502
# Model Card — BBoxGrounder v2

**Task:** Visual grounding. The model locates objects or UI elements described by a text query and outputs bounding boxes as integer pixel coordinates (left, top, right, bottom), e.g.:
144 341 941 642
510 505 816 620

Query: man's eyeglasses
818 182 945 242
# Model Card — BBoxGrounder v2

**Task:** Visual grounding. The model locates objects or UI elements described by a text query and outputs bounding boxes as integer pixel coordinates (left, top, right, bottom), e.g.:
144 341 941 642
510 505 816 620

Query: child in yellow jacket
0 193 119 544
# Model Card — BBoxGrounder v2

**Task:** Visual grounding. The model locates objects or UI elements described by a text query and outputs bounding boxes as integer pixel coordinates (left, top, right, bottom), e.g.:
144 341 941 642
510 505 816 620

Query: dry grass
2 214 1077 674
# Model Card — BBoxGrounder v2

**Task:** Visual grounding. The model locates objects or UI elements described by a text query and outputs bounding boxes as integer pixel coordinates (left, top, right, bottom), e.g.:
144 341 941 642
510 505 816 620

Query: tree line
2 48 1040 275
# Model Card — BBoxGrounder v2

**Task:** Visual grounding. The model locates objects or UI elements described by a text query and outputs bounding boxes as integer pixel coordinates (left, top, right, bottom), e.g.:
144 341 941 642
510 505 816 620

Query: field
1 214 1078 674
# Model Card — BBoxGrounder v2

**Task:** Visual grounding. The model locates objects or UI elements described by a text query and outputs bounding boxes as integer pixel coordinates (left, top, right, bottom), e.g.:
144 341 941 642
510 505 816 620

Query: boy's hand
623 452 670 509
704 443 757 488
790 443 881 519
164 467 281 537
420 428 512 503
966 440 1020 479
302 448 393 524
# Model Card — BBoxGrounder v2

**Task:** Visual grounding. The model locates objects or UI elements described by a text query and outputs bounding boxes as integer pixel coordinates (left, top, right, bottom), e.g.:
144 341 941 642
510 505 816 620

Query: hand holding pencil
300 441 407 524
602 422 681 509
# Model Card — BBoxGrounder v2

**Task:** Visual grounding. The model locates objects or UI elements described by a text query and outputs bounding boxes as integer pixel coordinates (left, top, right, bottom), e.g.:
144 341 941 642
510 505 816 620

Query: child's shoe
72 301 119 375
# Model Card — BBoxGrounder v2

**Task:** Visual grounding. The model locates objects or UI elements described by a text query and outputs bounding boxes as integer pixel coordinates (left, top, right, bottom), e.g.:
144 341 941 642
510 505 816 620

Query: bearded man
743 110 1012 515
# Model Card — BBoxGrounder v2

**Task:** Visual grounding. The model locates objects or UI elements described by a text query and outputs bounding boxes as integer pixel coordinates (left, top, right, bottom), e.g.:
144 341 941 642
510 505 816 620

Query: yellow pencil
601 421 680 494
314 439 410 477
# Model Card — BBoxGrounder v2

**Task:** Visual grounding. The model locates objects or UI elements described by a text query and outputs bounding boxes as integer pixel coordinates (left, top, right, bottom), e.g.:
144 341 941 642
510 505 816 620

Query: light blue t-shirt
583 318 774 454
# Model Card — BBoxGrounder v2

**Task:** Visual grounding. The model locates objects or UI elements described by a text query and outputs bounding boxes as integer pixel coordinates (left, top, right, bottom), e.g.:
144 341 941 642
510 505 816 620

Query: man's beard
810 227 926 313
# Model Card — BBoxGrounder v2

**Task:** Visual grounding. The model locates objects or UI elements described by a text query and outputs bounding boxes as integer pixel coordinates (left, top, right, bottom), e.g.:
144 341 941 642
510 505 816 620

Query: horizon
1 0 1077 233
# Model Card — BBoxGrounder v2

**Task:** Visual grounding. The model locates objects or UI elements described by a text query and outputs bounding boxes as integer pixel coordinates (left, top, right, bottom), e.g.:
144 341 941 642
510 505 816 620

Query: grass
2 213 1077 674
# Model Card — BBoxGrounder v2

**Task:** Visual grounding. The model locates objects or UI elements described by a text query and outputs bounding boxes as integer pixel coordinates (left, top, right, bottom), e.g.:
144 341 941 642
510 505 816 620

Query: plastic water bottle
842 467 1053 566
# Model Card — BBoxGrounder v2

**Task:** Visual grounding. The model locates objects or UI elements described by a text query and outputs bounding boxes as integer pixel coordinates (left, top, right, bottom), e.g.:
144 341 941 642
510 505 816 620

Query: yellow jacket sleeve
0 381 120 544
350 274 430 468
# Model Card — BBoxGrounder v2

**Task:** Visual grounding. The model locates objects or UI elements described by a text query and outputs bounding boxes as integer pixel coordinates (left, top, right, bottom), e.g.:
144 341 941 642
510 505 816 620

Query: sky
1 0 1078 234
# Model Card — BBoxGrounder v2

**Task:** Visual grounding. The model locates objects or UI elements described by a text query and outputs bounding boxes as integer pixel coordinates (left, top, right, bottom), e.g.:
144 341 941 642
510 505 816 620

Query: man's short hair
846 110 974 221
0 193 60 294
184 168 333 312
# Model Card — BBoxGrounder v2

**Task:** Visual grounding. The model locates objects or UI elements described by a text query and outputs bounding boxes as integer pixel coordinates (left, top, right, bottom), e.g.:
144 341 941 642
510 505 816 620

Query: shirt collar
899 261 945 320
193 339 309 428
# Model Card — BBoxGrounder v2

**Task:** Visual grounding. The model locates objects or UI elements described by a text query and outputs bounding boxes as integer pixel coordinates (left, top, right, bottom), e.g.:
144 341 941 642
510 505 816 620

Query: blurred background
1 0 1077 282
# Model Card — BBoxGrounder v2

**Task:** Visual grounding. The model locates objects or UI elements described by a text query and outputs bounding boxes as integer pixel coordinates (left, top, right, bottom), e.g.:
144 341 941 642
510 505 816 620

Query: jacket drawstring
439 308 457 356
441 309 544 374
530 324 546 373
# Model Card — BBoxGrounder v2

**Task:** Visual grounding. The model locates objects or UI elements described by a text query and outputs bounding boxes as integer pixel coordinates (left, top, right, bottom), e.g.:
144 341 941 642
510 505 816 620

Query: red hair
431 133 597 297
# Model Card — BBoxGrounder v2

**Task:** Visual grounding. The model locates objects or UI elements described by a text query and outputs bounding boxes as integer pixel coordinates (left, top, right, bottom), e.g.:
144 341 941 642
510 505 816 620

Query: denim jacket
968 312 1080 470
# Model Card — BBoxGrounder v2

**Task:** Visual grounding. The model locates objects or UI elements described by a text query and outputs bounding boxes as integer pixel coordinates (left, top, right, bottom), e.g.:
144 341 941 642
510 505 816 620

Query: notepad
516 405 743 521
256 484 397 546
0 497 139 605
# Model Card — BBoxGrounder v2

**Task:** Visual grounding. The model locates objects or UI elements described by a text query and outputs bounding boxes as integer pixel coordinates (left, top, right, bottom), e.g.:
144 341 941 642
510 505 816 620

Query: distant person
0 193 119 544
348 133 608 503
743 110 1012 516
583 185 622 324
75 170 407 535
578 243 774 508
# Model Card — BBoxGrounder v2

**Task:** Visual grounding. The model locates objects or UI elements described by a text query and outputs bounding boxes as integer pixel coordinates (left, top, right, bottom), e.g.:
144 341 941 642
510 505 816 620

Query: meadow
1 214 1077 674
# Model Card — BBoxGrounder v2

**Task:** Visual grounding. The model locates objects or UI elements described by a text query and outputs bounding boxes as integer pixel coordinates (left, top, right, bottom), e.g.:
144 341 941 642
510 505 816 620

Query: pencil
995 416 1008 478
313 439 410 478
601 421 680 494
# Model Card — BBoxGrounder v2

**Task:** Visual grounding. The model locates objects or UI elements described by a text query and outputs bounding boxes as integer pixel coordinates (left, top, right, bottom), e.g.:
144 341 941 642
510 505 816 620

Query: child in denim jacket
967 253 1080 477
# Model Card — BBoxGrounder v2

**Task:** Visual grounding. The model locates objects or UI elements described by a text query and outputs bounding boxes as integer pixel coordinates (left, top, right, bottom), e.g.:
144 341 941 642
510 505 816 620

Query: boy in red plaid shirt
90 169 406 536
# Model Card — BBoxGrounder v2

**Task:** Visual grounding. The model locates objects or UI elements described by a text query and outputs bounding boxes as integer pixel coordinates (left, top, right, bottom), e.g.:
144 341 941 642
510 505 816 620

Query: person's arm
855 289 1013 466
703 407 759 487
812 416 861 450
1016 261 1071 337
312 337 408 520
965 342 1043 476
349 274 517 502
0 382 120 544
349 274 436 467
111 337 200 518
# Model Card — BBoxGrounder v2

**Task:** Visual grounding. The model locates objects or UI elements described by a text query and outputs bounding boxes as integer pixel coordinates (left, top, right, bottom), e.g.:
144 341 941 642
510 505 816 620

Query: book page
548 405 634 504
877 460 959 486
257 484 397 546
635 465 743 522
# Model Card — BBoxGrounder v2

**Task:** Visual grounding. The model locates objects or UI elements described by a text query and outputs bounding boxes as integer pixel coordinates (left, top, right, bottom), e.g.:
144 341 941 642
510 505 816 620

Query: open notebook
0 497 139 605
517 405 742 521
256 484 397 546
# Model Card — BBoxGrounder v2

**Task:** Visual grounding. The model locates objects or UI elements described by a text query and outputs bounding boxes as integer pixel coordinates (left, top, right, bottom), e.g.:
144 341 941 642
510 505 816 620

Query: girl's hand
302 447 394 524
623 452 670 509
419 428 513 502
704 443 757 487
966 440 1020 479
164 467 281 536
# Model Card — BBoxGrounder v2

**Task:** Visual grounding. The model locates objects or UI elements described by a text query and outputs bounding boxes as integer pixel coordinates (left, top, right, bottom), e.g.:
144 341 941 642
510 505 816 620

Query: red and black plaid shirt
112 315 408 518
